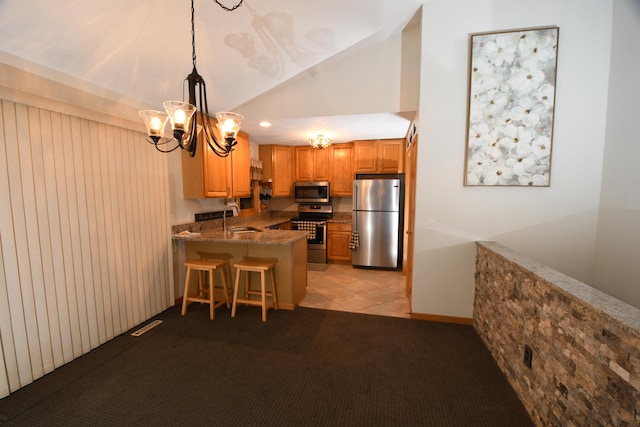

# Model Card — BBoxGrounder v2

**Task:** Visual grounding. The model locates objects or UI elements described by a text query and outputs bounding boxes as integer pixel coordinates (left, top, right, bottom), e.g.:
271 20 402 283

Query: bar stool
197 252 234 303
181 258 231 320
231 257 278 322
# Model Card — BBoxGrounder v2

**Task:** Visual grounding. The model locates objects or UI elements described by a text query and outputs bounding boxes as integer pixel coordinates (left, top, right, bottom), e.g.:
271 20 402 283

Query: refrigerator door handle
353 183 358 211
353 184 358 232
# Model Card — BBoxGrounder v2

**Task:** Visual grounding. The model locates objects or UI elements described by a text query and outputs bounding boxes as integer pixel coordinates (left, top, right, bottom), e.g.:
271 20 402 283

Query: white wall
413 0 613 318
232 30 404 125
593 0 640 308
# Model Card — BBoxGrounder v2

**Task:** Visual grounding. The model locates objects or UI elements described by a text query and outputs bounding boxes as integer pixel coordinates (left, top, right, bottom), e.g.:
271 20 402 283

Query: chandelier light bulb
138 110 169 140
173 109 187 129
220 118 235 136
215 112 244 140
149 117 163 135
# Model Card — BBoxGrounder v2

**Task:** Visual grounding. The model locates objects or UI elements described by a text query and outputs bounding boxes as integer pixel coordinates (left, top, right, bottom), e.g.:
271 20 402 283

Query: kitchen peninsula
173 219 308 310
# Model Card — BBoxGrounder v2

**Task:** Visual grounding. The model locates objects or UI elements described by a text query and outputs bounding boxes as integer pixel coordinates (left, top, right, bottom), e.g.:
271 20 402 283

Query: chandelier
138 0 244 158
309 134 331 150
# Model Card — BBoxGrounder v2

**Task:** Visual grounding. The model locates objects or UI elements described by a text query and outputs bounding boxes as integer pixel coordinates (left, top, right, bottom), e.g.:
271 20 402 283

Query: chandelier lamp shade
309 134 331 149
138 0 244 158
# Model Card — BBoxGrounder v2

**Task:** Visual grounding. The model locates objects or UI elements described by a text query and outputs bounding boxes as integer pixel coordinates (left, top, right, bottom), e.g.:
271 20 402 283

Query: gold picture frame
464 26 559 186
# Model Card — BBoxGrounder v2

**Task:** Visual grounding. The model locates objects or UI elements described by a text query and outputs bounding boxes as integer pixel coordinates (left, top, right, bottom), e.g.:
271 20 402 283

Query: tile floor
298 263 411 318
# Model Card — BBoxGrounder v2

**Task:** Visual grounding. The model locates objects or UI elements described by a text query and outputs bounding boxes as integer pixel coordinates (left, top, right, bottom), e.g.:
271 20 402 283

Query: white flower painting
464 27 559 186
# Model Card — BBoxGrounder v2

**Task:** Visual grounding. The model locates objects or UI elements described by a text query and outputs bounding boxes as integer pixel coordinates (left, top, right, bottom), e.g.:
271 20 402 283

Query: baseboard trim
411 312 473 325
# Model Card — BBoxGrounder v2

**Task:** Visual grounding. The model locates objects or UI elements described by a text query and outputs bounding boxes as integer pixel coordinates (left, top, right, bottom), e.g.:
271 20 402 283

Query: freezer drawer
352 211 399 269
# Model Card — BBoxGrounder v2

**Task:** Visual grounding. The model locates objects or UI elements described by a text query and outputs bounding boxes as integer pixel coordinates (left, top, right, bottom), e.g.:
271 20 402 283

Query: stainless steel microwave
293 181 330 203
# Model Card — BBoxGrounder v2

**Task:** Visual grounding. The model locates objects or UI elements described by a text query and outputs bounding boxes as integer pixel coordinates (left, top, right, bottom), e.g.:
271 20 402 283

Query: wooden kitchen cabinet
280 220 292 230
294 146 330 182
182 130 251 198
327 222 352 262
330 143 354 196
230 131 251 197
259 145 293 197
354 139 404 173
353 140 378 173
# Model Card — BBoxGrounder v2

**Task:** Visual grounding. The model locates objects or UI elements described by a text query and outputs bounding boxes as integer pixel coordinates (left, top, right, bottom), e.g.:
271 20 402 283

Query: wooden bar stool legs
231 258 278 322
197 252 234 303
181 259 231 320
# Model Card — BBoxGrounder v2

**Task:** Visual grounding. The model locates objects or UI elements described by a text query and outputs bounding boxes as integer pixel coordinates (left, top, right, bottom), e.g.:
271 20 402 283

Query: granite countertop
173 212 294 233
173 228 308 245
172 210 351 244
172 212 306 245
328 212 352 223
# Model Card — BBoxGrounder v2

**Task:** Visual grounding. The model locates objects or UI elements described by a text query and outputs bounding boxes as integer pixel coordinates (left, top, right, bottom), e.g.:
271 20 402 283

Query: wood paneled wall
0 98 173 398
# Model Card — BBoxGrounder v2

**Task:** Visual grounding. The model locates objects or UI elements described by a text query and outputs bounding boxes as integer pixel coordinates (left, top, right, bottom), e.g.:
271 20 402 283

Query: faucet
223 202 239 233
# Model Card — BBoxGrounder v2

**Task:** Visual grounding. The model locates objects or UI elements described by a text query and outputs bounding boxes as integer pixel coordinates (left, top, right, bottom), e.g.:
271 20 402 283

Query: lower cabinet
267 220 291 230
327 222 352 262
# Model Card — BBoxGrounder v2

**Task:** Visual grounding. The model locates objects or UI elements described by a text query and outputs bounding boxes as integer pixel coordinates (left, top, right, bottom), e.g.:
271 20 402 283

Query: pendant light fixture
309 134 331 150
138 0 244 158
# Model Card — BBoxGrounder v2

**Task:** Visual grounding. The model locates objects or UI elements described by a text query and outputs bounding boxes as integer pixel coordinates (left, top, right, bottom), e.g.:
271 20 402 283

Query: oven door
291 220 327 263
291 220 326 247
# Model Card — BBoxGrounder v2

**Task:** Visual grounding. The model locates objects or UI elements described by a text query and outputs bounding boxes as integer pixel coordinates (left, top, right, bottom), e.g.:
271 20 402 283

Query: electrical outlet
524 345 533 368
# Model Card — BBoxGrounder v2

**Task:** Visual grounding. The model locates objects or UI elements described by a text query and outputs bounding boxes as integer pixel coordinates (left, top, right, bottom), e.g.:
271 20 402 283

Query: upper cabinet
230 132 251 197
259 145 293 197
294 146 330 182
330 143 354 196
354 139 404 173
182 130 251 199
295 143 353 195
181 132 403 200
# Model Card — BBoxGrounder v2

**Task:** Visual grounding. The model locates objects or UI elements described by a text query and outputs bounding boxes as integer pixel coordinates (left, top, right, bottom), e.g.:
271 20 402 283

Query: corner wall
593 0 640 309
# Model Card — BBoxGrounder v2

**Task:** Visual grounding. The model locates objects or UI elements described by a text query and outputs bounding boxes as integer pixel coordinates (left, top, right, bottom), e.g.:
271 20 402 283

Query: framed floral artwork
464 26 559 186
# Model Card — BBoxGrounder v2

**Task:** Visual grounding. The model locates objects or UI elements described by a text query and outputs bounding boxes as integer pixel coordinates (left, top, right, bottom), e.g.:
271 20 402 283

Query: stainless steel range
291 203 333 264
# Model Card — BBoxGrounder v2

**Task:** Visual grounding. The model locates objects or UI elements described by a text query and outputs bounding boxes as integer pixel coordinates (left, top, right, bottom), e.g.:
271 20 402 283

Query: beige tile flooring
298 263 411 318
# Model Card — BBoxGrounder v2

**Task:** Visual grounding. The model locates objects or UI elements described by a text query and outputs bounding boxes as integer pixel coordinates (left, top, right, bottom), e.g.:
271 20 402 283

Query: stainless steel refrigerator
352 174 404 270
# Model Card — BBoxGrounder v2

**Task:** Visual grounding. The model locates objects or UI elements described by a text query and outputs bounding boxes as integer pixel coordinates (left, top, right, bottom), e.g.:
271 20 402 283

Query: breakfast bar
173 228 308 310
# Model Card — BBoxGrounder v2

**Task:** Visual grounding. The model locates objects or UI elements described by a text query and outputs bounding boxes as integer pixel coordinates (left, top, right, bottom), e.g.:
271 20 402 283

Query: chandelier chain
138 0 244 157
214 0 244 12
191 0 244 67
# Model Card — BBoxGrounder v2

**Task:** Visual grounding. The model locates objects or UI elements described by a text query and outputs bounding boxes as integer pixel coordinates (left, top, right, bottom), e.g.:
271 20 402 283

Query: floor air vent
130 320 163 337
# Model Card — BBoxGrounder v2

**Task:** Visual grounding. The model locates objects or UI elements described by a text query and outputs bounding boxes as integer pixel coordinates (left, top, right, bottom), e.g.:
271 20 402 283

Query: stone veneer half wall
474 242 640 426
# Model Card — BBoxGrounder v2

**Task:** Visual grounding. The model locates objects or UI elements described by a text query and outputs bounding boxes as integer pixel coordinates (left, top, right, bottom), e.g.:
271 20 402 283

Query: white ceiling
0 0 421 145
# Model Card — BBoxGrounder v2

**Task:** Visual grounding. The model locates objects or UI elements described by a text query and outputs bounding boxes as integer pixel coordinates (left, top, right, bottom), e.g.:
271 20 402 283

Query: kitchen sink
227 226 262 234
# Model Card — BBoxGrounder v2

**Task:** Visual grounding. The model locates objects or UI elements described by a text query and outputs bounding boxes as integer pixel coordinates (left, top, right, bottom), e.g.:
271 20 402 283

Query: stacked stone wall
474 242 640 426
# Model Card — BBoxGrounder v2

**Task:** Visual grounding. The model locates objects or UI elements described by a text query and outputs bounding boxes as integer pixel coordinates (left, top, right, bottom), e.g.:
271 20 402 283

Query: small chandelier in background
138 0 244 158
309 134 331 150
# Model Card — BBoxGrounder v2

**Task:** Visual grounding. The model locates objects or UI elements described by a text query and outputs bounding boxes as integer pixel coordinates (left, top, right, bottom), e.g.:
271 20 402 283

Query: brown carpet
0 304 533 426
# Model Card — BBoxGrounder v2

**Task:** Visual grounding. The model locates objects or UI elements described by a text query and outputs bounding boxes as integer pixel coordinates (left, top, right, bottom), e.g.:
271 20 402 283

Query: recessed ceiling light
259 121 272 127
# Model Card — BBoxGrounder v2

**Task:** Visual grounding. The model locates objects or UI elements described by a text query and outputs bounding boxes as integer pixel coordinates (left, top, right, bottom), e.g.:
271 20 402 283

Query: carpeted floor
0 304 533 426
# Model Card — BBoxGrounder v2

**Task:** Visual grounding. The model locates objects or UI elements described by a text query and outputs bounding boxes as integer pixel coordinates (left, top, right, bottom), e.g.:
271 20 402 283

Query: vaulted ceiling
0 0 422 145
